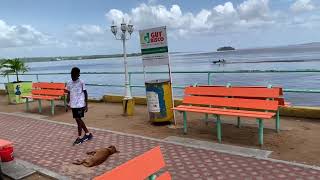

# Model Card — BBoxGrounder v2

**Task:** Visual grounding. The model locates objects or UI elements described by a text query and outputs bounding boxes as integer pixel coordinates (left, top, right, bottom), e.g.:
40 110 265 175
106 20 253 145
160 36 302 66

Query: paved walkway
0 113 320 180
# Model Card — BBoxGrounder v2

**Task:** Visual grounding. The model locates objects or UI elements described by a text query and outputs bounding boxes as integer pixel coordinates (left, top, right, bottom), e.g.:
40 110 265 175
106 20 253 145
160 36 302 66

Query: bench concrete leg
148 174 157 180
216 115 222 143
50 100 55 115
38 100 42 113
183 111 187 134
276 109 280 133
258 118 264 146
25 98 29 112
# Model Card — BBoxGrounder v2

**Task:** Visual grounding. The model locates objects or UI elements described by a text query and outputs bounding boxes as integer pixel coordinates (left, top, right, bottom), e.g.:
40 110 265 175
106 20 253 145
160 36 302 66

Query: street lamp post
110 19 134 115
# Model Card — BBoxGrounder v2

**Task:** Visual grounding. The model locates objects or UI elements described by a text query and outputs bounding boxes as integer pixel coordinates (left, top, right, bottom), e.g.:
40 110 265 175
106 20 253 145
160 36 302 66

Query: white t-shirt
67 79 86 108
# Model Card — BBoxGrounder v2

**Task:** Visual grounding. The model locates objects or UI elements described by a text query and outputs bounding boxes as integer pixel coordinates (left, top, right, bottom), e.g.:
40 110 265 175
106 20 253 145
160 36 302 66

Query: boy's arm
66 82 70 108
67 91 70 104
84 90 88 112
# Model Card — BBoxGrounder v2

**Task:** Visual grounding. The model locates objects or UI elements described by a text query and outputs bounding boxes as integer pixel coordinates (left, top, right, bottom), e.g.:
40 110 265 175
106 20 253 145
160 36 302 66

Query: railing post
129 72 132 95
36 74 39 82
205 72 210 122
207 72 211 85
6 75 9 83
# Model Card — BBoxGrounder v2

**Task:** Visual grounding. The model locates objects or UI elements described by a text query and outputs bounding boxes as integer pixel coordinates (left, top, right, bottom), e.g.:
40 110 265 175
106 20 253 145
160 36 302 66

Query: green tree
0 58 29 82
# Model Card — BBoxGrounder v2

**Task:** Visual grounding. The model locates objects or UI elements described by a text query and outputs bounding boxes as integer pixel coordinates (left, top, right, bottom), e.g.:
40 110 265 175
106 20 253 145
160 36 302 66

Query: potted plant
0 58 32 104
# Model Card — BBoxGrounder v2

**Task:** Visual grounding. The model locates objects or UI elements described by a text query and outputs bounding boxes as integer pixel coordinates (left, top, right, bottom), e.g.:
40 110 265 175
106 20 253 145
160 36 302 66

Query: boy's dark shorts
72 107 85 119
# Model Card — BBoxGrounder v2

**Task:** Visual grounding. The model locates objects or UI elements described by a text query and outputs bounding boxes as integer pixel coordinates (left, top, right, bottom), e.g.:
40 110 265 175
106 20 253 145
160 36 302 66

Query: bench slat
94 146 165 180
33 82 65 90
245 97 285 106
183 96 278 111
32 89 65 96
185 86 282 98
195 85 286 105
176 105 275 116
229 96 285 106
22 95 59 100
173 105 275 119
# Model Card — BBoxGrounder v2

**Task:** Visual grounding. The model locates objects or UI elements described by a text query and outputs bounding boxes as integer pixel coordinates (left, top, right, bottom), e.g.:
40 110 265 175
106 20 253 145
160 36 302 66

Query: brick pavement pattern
0 114 320 180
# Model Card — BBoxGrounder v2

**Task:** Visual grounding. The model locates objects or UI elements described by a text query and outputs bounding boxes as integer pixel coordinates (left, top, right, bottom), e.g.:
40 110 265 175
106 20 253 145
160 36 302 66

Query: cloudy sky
0 0 319 58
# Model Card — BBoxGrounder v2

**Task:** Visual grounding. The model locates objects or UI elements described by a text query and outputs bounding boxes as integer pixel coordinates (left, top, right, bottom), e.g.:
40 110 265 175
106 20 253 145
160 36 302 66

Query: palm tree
0 58 29 82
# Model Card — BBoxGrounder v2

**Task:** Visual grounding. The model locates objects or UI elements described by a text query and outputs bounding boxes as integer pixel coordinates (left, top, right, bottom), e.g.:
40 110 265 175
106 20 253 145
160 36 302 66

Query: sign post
139 26 176 125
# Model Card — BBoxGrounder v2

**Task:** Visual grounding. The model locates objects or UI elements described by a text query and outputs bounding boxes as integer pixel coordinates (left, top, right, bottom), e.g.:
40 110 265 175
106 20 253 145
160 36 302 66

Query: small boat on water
212 59 226 64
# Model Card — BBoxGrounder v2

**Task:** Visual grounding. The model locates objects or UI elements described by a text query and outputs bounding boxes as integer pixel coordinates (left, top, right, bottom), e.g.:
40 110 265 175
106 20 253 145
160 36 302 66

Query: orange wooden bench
173 86 284 145
94 146 171 180
22 82 67 115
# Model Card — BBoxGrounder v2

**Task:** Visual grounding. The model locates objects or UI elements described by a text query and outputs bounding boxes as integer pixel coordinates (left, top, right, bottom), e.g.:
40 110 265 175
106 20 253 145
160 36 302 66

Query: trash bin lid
0 139 12 149
145 79 170 84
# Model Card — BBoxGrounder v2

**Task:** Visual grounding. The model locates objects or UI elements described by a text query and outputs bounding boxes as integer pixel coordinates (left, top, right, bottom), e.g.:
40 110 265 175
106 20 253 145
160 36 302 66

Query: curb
15 159 69 180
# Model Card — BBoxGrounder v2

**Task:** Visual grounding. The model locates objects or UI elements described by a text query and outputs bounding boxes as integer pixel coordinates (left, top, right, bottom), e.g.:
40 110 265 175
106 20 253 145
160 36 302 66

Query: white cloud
238 0 270 20
290 0 315 13
70 25 105 42
0 20 51 48
107 3 212 33
65 24 117 49
206 2 238 29
130 4 190 29
105 0 278 36
106 9 130 26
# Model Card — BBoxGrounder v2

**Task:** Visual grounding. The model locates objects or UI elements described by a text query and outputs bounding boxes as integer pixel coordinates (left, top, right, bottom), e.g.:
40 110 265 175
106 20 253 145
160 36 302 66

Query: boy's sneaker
82 133 93 142
73 137 83 146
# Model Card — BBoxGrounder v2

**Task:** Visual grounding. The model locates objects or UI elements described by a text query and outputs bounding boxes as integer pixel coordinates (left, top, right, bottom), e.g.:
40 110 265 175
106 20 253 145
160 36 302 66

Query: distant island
217 46 235 51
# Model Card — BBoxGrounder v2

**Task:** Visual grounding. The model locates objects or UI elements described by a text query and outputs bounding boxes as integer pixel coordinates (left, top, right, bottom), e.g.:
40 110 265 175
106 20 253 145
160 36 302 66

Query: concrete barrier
280 106 320 119
102 94 183 106
88 98 103 103
0 89 6 95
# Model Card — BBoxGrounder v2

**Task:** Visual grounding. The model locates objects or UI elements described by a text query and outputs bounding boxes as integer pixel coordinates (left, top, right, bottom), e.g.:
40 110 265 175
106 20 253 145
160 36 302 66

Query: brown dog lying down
73 145 119 167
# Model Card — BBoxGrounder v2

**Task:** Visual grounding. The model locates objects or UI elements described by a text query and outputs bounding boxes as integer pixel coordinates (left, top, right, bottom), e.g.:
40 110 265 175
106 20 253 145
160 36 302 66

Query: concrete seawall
0 89 6 95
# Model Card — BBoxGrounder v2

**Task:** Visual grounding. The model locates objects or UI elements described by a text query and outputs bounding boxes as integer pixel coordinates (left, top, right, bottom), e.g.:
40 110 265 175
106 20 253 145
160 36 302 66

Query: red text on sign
150 31 164 43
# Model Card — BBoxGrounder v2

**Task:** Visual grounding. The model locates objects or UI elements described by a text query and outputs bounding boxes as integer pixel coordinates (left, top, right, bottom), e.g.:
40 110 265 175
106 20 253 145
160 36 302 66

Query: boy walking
67 67 93 145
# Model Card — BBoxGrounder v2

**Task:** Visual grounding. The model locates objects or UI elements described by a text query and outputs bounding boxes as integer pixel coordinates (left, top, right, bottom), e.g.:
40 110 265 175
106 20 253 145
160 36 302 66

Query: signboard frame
139 26 176 125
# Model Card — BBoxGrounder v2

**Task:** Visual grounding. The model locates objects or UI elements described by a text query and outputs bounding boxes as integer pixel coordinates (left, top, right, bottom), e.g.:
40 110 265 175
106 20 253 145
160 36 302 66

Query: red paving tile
0 113 320 180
